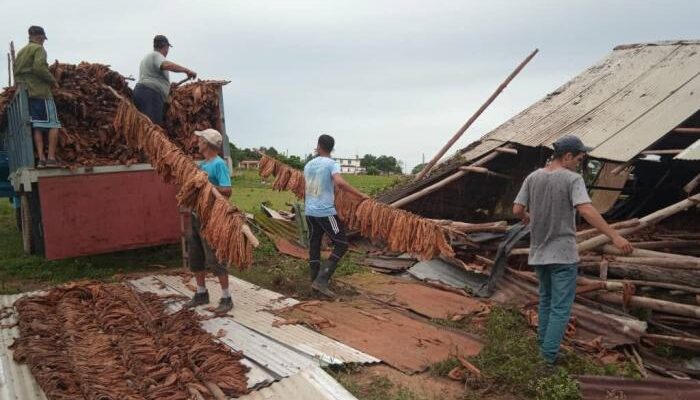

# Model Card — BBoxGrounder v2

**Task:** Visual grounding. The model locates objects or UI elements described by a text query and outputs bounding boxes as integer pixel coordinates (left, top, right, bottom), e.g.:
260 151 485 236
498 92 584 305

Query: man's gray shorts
188 214 228 275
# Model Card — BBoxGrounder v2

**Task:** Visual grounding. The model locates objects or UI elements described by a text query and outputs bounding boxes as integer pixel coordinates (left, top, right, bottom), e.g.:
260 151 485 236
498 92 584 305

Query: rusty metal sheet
492 272 646 348
578 375 700 400
362 255 416 272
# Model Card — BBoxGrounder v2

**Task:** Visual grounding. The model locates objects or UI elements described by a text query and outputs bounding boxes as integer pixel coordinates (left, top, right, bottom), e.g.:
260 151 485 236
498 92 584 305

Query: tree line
229 143 402 174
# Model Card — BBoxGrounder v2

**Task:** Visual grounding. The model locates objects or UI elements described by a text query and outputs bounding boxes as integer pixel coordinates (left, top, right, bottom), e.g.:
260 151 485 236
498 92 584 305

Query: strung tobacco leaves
258 154 455 260
10 282 249 400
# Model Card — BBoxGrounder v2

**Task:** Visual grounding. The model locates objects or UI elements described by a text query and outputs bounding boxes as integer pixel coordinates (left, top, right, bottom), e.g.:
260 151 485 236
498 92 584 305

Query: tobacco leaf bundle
258 154 454 260
114 100 254 268
259 154 305 198
164 80 229 155
11 282 249 400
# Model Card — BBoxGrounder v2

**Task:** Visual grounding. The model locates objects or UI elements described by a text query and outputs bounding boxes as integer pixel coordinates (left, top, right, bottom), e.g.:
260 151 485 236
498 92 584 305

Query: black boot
311 260 338 298
309 262 321 282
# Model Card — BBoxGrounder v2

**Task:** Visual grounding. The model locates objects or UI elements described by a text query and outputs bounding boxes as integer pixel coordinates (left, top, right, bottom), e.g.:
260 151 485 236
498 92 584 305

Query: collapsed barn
379 40 700 223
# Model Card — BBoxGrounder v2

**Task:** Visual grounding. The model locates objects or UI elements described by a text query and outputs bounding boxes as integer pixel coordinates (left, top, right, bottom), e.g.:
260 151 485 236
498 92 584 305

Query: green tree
411 163 426 174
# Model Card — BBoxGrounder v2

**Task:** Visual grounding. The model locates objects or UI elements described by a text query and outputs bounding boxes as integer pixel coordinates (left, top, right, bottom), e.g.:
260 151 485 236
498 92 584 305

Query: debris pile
10 282 249 399
114 99 256 268
258 154 455 260
0 62 226 166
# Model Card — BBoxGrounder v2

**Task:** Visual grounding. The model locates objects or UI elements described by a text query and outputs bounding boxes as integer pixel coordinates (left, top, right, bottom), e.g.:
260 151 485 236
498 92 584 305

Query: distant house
333 156 365 174
238 160 260 169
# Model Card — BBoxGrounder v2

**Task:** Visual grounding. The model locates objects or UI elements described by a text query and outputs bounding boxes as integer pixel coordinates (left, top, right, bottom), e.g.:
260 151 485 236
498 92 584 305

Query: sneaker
214 297 234 314
36 160 46 168
45 159 60 168
184 291 210 308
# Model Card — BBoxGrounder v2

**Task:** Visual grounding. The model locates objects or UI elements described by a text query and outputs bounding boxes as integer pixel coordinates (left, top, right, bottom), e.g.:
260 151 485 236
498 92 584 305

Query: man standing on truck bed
512 135 633 367
13 25 61 168
304 134 367 297
184 128 234 314
133 35 197 126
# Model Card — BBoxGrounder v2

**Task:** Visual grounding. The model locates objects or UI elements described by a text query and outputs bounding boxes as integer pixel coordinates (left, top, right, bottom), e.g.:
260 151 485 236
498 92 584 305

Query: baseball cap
553 135 593 154
153 35 172 48
195 129 223 147
28 25 47 39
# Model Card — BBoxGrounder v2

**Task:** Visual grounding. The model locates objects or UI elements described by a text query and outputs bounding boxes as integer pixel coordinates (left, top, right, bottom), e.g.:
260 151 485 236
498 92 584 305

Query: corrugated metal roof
239 366 358 400
0 293 47 400
151 275 380 365
578 375 700 400
466 41 700 162
676 138 700 160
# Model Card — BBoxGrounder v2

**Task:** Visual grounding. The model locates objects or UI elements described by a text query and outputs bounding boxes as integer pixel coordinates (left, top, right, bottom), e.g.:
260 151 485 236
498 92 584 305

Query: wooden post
673 127 700 134
576 194 700 252
575 219 640 241
641 149 685 155
391 146 508 208
642 334 700 351
6 53 10 87
459 165 512 179
579 261 700 288
598 245 700 262
414 49 538 180
684 173 700 194
587 291 700 319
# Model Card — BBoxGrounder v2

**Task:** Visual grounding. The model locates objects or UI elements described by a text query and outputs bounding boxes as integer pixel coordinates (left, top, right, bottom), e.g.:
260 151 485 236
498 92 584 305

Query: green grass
326 366 425 400
230 169 403 213
0 199 181 294
466 307 641 400
430 357 461 378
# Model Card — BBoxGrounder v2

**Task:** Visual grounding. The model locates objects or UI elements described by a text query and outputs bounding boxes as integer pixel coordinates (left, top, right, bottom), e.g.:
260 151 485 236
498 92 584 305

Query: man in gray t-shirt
513 135 632 366
133 35 197 126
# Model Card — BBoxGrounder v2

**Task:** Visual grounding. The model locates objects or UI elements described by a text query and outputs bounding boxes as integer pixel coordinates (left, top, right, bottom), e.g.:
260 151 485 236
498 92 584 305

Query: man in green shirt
13 26 61 168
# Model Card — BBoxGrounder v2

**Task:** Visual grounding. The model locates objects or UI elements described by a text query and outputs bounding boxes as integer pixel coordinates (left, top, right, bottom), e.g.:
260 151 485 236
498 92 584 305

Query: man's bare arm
332 174 368 199
576 203 633 253
161 60 197 79
512 203 530 224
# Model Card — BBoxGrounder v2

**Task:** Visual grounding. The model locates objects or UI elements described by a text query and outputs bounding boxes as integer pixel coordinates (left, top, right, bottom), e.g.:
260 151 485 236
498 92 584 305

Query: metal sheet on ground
152 274 380 366
578 375 700 400
277 299 482 374
239 366 358 400
339 274 486 319
0 293 47 400
408 259 487 289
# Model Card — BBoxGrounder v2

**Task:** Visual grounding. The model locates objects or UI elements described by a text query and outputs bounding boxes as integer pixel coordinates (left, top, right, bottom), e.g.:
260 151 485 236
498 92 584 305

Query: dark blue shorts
29 97 62 129
133 84 165 126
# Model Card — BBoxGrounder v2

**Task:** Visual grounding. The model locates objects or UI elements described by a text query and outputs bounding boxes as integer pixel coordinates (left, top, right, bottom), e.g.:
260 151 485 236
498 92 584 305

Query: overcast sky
3 1 698 171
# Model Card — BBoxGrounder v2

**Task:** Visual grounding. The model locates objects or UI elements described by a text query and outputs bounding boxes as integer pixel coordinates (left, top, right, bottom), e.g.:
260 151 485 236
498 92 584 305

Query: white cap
194 128 223 148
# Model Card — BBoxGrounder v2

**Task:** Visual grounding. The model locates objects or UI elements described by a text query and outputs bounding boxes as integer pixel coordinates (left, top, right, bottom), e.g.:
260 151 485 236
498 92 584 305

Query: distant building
238 160 260 169
333 156 365 174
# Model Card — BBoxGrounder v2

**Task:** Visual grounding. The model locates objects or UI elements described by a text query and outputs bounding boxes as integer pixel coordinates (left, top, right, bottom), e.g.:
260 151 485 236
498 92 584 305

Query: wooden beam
674 127 700 134
459 165 511 179
415 49 538 180
643 334 700 351
495 147 518 155
588 291 700 319
641 149 684 155
390 146 510 208
576 194 700 252
684 173 700 194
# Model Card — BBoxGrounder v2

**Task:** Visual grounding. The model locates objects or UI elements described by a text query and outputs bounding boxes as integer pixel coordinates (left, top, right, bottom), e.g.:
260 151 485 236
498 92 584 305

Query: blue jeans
535 263 577 364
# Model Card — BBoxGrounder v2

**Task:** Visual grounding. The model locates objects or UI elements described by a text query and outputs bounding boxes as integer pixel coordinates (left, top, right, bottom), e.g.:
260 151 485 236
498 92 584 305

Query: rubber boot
311 260 338 298
309 262 321 282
